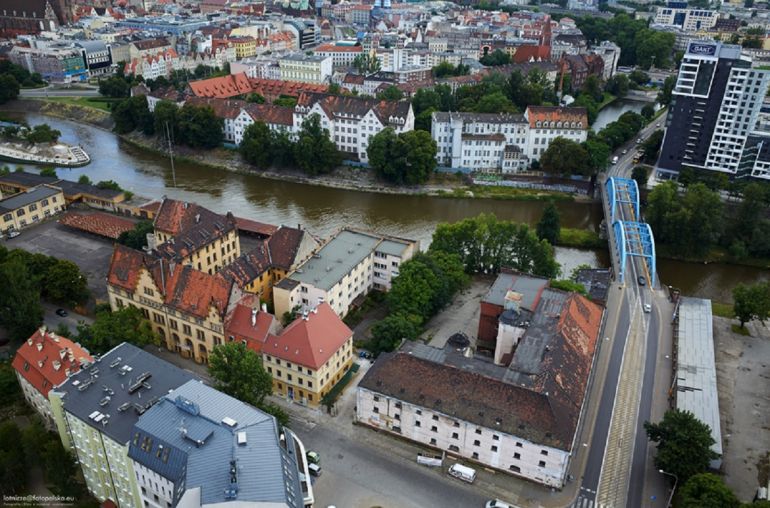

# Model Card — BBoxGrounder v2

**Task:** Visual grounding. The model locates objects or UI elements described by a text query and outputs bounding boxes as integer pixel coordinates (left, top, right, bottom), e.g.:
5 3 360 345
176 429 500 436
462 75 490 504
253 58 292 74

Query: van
308 463 322 477
448 464 476 483
612 156 619 164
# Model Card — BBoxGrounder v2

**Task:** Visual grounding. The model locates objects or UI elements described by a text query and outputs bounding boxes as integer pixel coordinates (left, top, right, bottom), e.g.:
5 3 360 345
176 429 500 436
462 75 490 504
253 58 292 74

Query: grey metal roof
432 111 527 125
0 171 59 188
676 297 722 468
130 381 302 507
0 186 60 212
289 229 381 291
482 272 549 310
58 343 196 444
374 239 409 257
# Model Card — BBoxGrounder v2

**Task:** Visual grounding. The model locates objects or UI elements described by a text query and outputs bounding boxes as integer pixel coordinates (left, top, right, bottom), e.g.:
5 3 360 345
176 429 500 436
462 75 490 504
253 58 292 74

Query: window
144 287 154 296
475 428 482 435
415 420 421 427
431 426 438 432
541 450 549 456
183 324 191 335
196 330 205 341
432 415 439 421
452 421 460 428
373 395 380 402
539 460 546 467
287 374 292 381
515 442 523 448
430 438 437 445
416 409 422 415
473 440 480 446
492 434 499 441
513 452 520 460
449 445 459 452
29 203 37 211
472 452 479 459
509 465 521 473
491 445 498 452
373 406 379 413
451 432 459 439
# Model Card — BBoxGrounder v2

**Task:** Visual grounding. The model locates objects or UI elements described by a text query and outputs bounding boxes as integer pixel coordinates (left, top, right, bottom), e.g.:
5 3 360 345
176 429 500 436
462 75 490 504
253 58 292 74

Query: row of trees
1 123 61 145
100 63 231 99
432 61 470 78
240 114 341 175
0 246 89 343
576 14 677 69
366 128 437 185
0 61 45 105
370 251 468 354
645 180 770 261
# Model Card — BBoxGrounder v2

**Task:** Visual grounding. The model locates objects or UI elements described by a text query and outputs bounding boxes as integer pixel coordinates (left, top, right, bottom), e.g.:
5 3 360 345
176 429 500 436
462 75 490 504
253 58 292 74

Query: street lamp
659 469 678 508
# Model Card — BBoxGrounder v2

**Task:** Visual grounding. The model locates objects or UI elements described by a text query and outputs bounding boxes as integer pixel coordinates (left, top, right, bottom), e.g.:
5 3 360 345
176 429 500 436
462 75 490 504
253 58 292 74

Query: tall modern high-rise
658 41 770 179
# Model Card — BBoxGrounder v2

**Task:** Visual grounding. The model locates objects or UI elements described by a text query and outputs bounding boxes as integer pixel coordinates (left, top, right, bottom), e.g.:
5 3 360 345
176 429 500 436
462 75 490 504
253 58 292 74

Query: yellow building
262 303 354 406
0 184 65 234
107 244 243 363
220 225 319 304
152 198 241 275
231 36 257 59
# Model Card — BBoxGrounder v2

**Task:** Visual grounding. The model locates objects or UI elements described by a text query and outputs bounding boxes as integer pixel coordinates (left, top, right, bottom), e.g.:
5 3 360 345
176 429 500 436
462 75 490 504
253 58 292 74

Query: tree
479 49 511 66
25 124 61 144
641 129 664 163
582 75 604 102
112 95 153 135
153 100 179 141
208 342 273 407
43 259 89 305
327 82 341 95
605 74 629 98
0 363 22 408
240 122 273 169
678 473 740 508
429 214 559 278
537 202 561 244
367 128 437 185
176 103 223 148
370 313 422 355
293 114 341 175
658 75 676 106
0 259 43 343
631 165 649 189
628 70 650 86
432 61 470 78
0 74 20 104
78 174 93 185
117 220 154 250
352 53 381 74
474 91 517 114
540 137 592 176
77 306 156 354
42 438 83 498
732 282 770 328
585 138 611 174
549 279 587 295
0 422 27 495
98 76 130 98
40 166 57 177
377 85 404 101
246 92 266 103
644 409 719 482
641 103 655 120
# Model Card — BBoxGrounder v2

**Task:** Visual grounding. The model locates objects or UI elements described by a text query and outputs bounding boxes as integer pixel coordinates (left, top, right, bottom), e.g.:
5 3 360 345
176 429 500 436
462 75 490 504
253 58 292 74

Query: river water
7 111 769 303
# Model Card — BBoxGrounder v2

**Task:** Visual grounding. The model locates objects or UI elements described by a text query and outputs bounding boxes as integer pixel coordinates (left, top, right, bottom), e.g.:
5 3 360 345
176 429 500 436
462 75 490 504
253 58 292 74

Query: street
19 85 101 98
42 302 94 333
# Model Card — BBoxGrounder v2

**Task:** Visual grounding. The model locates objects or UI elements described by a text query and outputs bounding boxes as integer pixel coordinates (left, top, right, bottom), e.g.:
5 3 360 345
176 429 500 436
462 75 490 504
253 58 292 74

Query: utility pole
165 121 176 187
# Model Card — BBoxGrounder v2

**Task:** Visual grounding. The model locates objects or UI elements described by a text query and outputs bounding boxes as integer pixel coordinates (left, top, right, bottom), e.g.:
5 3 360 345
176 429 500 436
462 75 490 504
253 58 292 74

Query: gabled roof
225 295 279 351
266 226 310 271
184 96 244 120
153 197 227 236
243 103 294 127
511 44 551 64
59 211 136 240
525 106 588 129
235 217 279 237
12 328 92 397
296 92 411 126
132 37 171 50
188 72 253 99
265 303 352 370
315 43 364 53
220 242 271 289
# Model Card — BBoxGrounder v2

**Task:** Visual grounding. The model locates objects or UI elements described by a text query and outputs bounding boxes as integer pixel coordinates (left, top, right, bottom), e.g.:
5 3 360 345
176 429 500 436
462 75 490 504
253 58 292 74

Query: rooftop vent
175 395 200 415
222 416 237 428
109 357 122 368
237 432 247 445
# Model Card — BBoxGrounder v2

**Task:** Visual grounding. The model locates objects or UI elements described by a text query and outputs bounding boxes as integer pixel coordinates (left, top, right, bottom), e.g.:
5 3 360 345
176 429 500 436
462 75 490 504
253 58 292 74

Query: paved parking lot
2 219 114 302
422 276 494 348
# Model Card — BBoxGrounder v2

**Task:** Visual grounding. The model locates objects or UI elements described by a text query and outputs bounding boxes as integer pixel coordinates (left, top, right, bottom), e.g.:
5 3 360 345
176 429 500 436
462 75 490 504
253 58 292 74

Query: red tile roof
188 72 253 99
266 303 352 370
266 226 309 270
242 103 294 127
315 43 363 53
12 328 92 397
59 211 136 240
153 197 226 236
235 217 279 237
107 244 150 292
225 294 279 352
512 44 551 64
526 106 588 129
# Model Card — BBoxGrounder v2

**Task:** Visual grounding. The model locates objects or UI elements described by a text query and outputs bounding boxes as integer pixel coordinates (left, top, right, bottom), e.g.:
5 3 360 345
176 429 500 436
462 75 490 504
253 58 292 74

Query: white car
7 230 20 238
644 304 652 313
486 500 513 508
622 149 628 154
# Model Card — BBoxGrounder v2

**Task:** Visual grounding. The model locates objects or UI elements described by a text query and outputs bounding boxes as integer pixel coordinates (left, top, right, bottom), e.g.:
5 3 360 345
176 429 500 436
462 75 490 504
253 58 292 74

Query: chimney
251 308 257 327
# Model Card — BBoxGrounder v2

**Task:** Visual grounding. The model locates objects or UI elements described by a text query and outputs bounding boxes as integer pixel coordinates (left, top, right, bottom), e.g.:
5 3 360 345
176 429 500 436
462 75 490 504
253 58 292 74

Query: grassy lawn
711 301 734 319
597 93 617 110
38 96 117 112
557 228 607 249
435 185 575 201
731 324 751 336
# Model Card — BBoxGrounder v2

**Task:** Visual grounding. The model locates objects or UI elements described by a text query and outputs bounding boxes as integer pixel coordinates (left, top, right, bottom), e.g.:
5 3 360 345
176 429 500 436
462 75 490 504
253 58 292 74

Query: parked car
622 149 628 154
636 138 642 144
448 464 476 483
308 463 322 477
486 500 513 508
358 351 372 359
7 231 20 239
55 308 68 317
306 450 320 465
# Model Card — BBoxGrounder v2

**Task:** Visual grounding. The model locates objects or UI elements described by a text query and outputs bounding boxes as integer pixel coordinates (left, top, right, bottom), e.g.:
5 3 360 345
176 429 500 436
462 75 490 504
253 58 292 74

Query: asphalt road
42 302 94 333
607 112 667 180
291 422 487 508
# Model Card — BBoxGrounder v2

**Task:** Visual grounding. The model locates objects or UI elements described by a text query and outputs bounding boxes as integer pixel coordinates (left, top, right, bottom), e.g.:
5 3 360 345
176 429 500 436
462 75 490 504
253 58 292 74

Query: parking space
421 276 494 348
2 219 115 302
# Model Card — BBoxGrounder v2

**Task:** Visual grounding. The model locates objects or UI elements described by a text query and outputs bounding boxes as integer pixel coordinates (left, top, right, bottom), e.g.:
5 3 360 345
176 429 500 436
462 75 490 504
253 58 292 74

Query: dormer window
577 122 583 128
536 121 541 127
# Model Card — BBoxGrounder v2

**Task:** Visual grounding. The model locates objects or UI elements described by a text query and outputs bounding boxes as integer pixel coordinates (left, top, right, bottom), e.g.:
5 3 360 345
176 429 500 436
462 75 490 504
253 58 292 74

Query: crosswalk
571 487 613 508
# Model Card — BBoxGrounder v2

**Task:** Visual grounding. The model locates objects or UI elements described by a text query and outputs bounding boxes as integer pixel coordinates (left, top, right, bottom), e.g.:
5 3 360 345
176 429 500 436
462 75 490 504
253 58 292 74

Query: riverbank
3 99 590 202
657 244 770 270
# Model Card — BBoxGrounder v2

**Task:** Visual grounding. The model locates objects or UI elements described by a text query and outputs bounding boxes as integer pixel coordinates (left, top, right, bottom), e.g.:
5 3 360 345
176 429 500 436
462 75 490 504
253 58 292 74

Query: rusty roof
219 242 271 289
525 106 588 129
154 197 227 236
243 103 294 126
59 211 136 240
188 72 253 99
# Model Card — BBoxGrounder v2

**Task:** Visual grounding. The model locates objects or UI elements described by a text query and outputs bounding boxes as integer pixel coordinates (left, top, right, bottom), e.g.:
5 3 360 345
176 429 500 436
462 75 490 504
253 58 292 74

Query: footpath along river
8 111 770 303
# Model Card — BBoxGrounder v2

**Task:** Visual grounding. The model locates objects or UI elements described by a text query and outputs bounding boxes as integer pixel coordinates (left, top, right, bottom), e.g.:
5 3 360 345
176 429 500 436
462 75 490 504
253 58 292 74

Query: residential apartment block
279 53 333 84
293 92 414 162
314 43 363 67
0 171 126 212
50 343 196 508
12 327 91 428
127 380 312 508
0 184 65 234
431 107 588 173
263 303 354 407
654 4 720 31
357 273 603 488
273 228 418 319
658 41 770 178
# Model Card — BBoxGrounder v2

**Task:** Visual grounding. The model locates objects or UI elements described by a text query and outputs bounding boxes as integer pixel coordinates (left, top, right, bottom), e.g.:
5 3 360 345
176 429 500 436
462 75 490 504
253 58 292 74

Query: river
592 98 655 132
6 112 769 303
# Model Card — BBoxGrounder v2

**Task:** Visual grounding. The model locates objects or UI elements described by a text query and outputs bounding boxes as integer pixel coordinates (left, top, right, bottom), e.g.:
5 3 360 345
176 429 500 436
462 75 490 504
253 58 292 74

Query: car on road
55 308 68 317
358 351 372 359
644 303 652 313
486 500 513 508
306 450 320 465
637 138 642 144
656 122 661 127
308 463 322 477
612 156 619 164
622 149 628 154
448 464 476 483
638 276 646 286
7 231 20 239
